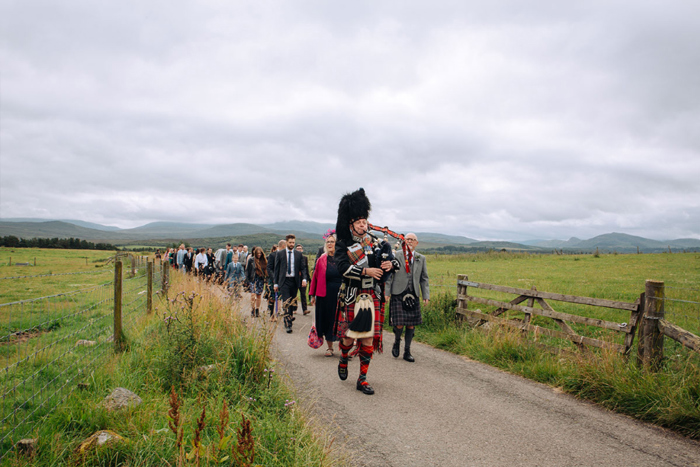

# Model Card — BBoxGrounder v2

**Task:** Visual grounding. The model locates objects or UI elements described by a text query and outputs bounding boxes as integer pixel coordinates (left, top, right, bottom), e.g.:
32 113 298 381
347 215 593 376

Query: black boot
403 327 415 362
392 326 403 358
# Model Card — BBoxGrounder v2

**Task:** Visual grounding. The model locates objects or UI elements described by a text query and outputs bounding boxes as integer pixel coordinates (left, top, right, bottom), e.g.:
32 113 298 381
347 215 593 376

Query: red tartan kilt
335 289 383 341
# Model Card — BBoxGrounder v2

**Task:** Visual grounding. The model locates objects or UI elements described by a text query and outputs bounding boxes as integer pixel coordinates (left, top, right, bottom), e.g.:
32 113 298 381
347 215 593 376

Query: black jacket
266 252 276 280
273 248 308 288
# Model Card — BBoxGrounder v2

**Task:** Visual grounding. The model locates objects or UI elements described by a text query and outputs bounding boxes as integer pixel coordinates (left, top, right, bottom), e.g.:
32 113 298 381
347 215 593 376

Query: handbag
307 311 323 349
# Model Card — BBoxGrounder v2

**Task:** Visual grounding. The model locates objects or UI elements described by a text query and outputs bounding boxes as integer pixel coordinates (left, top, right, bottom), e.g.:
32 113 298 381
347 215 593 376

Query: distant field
421 251 700 335
0 248 132 303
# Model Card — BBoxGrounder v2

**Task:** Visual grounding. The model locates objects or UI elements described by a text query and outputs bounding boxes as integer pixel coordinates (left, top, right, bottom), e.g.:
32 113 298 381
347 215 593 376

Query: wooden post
147 261 153 314
638 280 665 369
130 255 136 278
34 257 36 266
457 274 468 323
86 256 88 266
114 261 123 352
624 292 645 357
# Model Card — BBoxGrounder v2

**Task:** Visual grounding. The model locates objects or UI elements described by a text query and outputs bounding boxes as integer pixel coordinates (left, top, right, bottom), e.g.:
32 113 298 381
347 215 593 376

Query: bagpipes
368 223 411 274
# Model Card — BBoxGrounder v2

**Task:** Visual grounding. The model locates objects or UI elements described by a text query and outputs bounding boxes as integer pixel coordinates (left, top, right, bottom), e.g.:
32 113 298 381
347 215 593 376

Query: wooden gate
456 274 644 354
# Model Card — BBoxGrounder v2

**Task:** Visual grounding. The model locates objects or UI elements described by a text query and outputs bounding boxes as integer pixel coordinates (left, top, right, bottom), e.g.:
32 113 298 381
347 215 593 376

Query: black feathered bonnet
335 188 371 243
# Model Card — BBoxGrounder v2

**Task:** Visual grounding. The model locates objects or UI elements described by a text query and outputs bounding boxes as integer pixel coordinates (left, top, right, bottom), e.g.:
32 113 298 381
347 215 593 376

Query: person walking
194 248 208 276
266 244 281 319
246 247 267 317
385 233 430 362
225 253 245 296
309 234 340 356
176 244 187 272
184 247 194 273
273 235 308 333
333 188 396 395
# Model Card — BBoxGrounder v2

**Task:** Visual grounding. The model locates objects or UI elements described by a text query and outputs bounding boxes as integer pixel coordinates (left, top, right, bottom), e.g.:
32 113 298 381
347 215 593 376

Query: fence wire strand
0 257 152 460
0 270 111 281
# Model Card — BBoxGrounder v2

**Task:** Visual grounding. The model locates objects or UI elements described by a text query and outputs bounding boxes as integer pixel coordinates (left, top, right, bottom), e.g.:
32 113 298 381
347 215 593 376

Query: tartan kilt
335 288 384 353
389 295 423 327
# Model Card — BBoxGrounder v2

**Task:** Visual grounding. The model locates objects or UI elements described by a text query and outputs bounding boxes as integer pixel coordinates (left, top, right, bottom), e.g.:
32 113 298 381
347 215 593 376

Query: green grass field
0 248 124 304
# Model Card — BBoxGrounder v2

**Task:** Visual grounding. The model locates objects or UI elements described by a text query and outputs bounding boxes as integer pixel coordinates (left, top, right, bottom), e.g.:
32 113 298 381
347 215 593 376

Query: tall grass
5 272 344 466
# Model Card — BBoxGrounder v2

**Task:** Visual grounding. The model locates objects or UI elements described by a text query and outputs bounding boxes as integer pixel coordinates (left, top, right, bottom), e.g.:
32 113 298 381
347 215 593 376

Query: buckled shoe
356 380 375 395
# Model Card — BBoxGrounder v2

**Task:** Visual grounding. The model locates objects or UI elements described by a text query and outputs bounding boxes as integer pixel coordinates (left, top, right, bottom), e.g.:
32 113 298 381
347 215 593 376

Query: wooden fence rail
456 275 700 364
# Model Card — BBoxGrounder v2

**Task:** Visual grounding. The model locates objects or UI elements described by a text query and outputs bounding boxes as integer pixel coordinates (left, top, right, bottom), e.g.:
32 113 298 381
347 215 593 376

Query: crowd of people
153 188 430 396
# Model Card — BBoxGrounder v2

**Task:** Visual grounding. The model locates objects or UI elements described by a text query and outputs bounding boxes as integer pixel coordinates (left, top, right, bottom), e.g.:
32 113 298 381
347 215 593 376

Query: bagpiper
333 188 398 395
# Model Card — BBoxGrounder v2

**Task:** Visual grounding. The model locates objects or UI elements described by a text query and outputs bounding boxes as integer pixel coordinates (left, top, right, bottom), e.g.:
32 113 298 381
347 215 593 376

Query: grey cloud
1 1 699 241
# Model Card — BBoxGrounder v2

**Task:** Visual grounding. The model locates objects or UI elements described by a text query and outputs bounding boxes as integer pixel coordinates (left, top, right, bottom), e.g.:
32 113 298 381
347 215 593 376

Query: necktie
287 250 292 274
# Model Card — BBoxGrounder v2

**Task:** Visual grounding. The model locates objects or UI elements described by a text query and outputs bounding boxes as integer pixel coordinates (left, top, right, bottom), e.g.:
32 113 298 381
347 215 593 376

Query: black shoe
392 341 400 358
285 326 292 333
356 381 375 395
338 363 348 381
403 352 415 362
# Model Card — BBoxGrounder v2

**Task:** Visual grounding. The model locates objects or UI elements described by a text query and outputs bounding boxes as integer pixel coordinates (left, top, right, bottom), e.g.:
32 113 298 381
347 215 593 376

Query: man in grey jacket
385 233 429 362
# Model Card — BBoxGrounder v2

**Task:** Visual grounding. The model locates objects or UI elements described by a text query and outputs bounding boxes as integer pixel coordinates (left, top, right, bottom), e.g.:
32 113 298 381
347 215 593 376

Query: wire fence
0 270 112 281
0 256 158 460
663 285 700 335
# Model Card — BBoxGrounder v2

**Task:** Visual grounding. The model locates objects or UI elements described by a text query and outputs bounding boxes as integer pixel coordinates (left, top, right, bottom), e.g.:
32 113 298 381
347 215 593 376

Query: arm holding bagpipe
369 233 398 282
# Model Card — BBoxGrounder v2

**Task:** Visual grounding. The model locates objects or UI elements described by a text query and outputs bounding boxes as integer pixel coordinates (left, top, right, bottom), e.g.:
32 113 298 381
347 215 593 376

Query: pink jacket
309 253 328 297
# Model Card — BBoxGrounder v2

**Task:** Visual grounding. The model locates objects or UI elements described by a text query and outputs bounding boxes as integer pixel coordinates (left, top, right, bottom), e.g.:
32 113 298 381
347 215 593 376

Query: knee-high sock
358 344 374 384
339 341 353 372
393 326 403 343
404 327 415 353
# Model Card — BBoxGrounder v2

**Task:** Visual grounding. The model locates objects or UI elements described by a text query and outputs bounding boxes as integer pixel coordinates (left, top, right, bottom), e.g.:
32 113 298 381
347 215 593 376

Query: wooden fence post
147 261 153 314
638 280 665 369
457 274 468 322
114 261 123 352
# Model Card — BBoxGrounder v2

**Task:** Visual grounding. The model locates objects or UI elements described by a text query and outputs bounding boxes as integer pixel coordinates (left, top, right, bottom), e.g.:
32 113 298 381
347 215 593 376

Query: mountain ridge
1 219 699 252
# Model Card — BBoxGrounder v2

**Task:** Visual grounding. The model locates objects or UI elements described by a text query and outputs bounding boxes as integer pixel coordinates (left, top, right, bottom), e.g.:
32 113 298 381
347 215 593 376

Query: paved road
257 307 700 466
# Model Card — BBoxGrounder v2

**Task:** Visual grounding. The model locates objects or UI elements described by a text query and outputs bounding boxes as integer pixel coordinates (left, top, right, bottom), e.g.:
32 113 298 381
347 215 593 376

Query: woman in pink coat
310 234 341 356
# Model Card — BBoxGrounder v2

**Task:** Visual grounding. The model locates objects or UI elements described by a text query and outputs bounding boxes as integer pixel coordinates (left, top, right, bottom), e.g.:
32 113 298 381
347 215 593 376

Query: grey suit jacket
385 250 429 300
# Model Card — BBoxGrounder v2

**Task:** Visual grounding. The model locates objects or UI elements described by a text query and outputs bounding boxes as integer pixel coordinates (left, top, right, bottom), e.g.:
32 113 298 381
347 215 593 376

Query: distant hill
414 232 477 245
260 221 334 235
120 222 216 237
0 218 120 231
2 218 698 253
0 221 121 241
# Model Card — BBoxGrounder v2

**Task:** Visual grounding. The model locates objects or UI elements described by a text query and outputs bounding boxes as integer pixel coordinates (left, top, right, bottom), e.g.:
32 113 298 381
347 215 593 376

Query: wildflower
284 400 296 407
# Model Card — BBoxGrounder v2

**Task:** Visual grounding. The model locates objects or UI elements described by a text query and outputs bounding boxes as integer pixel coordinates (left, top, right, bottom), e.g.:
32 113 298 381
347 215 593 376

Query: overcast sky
2 1 699 241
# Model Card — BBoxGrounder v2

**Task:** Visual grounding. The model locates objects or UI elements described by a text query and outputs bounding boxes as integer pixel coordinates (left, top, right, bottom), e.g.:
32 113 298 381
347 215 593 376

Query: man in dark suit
274 234 308 333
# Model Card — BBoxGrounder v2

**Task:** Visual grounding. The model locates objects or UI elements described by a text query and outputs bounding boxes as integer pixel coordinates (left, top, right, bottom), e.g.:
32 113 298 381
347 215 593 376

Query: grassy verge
413 291 700 439
6 273 344 466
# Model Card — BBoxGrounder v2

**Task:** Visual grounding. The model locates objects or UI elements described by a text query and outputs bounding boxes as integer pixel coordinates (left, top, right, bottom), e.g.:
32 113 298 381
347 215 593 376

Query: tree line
0 236 118 250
